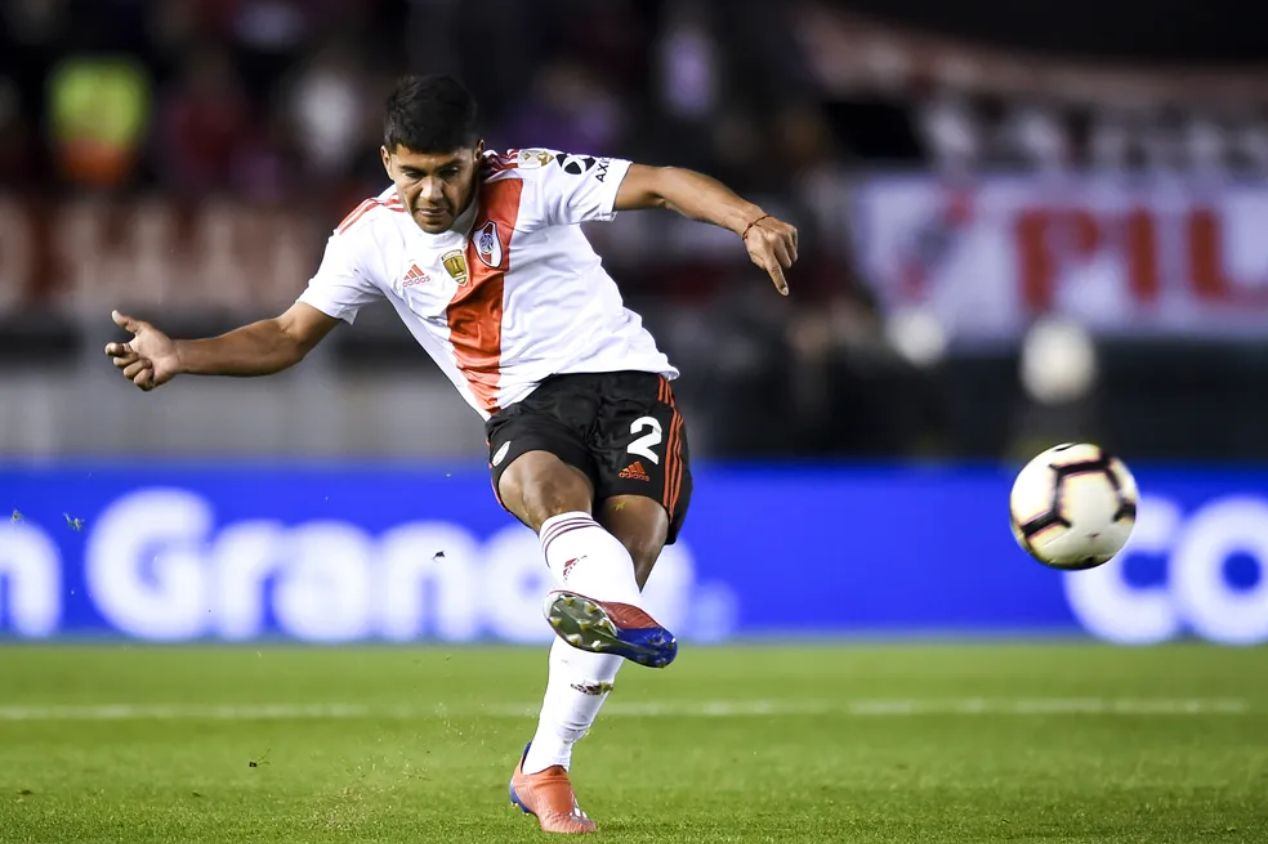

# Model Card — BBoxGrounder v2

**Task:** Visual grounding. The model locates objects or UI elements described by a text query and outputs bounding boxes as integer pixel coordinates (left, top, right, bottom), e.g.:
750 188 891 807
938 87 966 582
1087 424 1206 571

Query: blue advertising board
2 462 1266 644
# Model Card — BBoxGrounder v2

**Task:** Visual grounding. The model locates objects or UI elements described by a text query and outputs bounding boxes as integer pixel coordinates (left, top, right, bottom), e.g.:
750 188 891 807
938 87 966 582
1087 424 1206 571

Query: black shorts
485 371 692 543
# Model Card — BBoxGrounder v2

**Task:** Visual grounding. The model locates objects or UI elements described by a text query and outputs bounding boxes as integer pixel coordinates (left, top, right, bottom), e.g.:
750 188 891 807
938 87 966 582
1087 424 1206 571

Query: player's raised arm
614 164 797 295
104 302 340 391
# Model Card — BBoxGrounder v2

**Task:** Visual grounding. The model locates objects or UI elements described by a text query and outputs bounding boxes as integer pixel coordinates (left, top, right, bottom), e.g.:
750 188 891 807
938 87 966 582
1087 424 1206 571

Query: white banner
850 175 1268 339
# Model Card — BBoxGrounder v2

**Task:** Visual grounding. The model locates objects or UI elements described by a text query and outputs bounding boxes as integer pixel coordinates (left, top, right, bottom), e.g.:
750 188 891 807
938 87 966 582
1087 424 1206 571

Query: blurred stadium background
2 1 1267 840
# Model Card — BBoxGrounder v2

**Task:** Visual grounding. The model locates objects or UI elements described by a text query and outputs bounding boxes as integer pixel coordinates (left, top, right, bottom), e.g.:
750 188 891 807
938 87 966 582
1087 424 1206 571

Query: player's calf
538 511 644 605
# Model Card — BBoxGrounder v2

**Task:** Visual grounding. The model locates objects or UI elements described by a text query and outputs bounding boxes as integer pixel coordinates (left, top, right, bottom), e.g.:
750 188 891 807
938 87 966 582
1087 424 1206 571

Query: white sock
538 511 642 606
522 638 624 773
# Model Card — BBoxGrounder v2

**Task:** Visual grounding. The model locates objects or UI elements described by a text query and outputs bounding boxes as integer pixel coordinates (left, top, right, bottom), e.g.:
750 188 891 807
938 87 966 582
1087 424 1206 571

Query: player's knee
518 476 593 531
599 497 669 588
621 535 664 589
500 452 594 531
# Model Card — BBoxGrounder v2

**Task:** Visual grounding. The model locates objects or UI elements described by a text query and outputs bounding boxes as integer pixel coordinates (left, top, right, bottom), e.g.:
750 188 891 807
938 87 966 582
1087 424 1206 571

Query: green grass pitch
2 644 1266 842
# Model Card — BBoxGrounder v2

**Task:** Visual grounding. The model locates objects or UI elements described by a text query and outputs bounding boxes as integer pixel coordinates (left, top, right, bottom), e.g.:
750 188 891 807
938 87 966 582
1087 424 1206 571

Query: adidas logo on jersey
402 263 430 288
618 461 651 481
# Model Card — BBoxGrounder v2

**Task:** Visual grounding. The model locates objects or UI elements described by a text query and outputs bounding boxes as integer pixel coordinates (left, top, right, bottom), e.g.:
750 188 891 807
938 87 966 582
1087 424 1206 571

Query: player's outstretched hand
742 214 797 296
105 310 179 391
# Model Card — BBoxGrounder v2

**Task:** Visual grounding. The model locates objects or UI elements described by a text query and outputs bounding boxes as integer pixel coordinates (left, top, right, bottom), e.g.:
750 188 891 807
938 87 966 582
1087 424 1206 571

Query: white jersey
298 148 677 419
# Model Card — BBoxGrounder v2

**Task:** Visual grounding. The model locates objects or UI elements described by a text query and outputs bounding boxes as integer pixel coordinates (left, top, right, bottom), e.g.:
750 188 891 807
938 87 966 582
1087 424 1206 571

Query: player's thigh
487 385 600 531
592 373 693 545
598 494 668 589
497 450 595 532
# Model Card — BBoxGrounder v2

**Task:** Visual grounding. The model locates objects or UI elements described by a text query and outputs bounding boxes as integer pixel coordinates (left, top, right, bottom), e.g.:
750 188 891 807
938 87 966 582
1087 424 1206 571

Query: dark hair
383 74 480 152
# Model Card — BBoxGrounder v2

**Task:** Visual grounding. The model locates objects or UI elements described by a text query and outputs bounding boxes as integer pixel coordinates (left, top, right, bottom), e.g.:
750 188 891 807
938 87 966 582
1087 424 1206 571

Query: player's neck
452 193 477 231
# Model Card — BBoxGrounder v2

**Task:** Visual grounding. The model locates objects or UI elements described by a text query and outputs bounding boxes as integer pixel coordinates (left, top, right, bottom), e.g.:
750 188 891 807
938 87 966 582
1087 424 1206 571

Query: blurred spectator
154 46 250 194
1184 116 1227 176
656 1 719 123
3 0 70 45
229 110 300 203
1139 111 1186 172
998 103 1070 172
1232 116 1268 174
916 95 981 174
0 77 35 187
1087 109 1131 171
286 44 374 177
500 59 625 153
705 107 765 182
231 0 313 53
773 101 851 263
47 56 151 188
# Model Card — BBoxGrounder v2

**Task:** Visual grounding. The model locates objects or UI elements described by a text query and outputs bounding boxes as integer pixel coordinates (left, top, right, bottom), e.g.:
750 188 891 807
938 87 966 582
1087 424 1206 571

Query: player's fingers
111 309 144 335
111 309 134 331
786 228 799 263
104 341 130 357
766 260 788 296
112 352 139 369
770 236 793 270
122 359 149 379
131 366 153 388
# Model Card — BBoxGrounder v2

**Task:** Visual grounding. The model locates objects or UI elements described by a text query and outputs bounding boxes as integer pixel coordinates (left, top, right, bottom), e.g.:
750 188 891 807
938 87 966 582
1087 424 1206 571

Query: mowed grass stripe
0 697 1250 721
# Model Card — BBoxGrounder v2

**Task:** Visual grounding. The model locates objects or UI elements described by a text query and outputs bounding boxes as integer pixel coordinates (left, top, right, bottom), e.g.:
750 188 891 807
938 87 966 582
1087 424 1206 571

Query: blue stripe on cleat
543 591 678 668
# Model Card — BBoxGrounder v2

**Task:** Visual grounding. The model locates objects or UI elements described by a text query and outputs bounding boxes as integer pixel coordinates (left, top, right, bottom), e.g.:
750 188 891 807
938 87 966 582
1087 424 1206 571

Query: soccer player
105 74 796 834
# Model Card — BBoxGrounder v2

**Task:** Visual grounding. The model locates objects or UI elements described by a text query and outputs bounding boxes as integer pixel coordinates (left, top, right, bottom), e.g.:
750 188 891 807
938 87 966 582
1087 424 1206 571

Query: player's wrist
740 213 772 242
171 340 190 375
728 203 765 237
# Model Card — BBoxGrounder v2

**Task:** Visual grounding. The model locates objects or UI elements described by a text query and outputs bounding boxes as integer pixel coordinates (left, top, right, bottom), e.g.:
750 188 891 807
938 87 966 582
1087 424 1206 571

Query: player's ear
380 145 393 177
474 139 484 163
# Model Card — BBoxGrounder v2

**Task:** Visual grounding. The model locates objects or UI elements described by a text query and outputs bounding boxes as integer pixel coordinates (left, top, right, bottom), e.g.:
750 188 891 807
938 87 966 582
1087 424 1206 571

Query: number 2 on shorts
627 416 663 464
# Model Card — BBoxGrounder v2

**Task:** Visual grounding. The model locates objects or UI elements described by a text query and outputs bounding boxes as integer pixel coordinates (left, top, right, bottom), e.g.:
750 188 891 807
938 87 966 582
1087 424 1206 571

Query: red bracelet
741 214 771 241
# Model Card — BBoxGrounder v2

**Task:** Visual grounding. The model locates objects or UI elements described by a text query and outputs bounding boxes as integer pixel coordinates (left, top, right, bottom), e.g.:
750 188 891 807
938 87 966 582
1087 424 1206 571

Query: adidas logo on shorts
618 460 650 481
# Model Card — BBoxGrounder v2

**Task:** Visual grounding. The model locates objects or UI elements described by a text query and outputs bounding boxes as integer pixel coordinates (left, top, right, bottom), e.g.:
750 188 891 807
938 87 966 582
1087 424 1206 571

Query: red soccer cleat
508 744 597 834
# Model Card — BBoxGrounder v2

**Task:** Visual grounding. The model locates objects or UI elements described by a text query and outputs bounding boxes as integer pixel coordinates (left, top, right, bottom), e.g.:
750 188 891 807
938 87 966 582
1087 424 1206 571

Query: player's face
381 142 482 234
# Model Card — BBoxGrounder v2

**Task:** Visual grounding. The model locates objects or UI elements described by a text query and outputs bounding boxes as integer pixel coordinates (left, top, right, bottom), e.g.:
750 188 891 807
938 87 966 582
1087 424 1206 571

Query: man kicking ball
105 74 797 834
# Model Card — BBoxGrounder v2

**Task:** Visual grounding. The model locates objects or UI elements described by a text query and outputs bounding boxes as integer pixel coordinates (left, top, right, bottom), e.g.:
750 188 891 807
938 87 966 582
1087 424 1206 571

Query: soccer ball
1008 443 1138 570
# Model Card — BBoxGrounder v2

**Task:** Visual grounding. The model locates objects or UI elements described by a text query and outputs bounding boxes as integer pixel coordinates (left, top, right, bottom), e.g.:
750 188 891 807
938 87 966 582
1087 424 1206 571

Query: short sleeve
297 232 382 324
523 149 632 227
